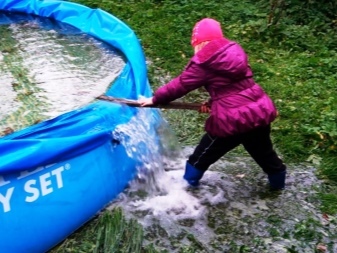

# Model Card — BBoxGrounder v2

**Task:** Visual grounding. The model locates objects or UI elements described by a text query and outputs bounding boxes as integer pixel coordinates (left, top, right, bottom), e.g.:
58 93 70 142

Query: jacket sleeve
153 60 207 105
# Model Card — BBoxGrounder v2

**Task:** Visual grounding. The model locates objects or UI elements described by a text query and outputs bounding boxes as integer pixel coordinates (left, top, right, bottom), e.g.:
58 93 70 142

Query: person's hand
138 97 154 107
199 101 211 113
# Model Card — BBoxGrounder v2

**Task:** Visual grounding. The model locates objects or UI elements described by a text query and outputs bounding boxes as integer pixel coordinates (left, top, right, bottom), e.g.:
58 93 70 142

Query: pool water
0 13 125 135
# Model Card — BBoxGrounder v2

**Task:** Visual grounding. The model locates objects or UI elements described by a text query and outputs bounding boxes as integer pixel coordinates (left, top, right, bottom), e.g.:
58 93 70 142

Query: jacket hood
193 38 249 78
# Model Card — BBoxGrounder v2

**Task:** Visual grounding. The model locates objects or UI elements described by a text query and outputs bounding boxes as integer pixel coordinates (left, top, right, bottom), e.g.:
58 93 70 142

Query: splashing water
109 108 217 247
112 108 186 194
109 109 337 252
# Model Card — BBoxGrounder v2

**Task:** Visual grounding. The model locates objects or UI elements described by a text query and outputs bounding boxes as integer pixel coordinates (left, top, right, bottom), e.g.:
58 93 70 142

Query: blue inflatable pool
0 1 156 252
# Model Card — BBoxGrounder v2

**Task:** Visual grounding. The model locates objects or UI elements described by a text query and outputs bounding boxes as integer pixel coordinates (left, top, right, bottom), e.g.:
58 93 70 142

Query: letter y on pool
0 187 14 213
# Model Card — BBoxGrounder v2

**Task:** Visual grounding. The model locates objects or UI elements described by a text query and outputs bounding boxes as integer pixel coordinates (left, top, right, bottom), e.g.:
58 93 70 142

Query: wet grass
108 154 337 252
0 26 46 134
50 208 158 253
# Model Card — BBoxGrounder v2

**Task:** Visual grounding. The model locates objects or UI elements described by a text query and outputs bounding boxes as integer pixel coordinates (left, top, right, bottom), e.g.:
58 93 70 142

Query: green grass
50 208 158 253
72 0 337 159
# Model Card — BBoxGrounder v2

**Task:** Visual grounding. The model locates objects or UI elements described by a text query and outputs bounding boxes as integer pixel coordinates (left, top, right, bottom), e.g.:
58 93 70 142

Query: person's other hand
138 97 154 107
199 101 211 113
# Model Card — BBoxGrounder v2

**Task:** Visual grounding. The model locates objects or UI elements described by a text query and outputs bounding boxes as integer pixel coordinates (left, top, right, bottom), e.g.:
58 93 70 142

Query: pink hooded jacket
152 38 277 137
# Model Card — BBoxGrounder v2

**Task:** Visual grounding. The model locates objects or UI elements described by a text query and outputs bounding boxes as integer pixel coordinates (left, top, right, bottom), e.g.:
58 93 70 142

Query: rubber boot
183 162 205 187
268 171 286 191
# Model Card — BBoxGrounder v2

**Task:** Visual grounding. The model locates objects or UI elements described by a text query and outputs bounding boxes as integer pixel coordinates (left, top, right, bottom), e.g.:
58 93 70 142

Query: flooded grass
108 145 337 253
0 13 125 135
0 25 46 133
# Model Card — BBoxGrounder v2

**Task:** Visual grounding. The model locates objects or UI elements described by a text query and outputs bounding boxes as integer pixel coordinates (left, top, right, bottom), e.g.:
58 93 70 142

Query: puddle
109 112 337 252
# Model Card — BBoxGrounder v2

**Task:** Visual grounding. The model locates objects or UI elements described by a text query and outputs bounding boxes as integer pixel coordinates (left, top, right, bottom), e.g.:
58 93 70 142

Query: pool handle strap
97 95 202 111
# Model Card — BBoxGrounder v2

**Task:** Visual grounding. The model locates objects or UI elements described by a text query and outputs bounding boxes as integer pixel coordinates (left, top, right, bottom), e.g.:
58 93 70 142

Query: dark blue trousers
187 125 286 175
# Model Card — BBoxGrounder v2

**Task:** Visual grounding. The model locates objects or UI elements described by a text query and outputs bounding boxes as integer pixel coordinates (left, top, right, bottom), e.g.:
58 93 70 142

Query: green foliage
293 218 322 241
94 209 143 253
319 192 337 215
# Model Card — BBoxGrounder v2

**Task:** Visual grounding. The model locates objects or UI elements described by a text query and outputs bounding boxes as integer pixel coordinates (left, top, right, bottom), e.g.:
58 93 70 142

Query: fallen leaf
316 243 327 252
322 213 329 221
2 127 14 136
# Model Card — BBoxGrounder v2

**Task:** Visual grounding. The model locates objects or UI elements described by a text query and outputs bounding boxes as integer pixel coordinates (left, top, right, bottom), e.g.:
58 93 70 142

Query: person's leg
184 133 241 186
241 125 287 190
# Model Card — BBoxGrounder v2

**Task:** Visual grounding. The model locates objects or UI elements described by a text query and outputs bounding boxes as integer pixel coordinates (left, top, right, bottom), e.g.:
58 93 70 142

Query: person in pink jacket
139 18 287 190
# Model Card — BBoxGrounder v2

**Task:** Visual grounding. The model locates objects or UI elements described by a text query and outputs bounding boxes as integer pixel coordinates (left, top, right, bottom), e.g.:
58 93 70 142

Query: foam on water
129 169 204 217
